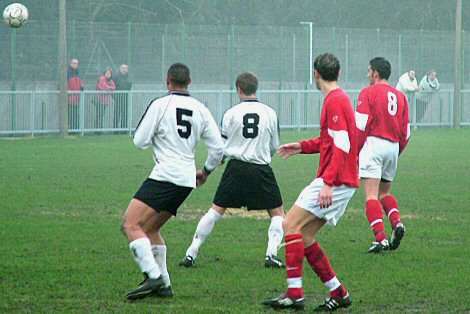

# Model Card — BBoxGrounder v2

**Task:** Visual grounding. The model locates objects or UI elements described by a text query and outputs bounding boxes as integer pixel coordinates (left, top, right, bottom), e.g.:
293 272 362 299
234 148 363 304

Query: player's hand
278 142 302 160
318 184 333 209
196 170 209 187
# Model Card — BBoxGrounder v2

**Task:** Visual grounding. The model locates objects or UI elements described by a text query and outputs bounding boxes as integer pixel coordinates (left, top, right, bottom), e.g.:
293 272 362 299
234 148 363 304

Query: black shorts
134 179 193 216
213 159 283 210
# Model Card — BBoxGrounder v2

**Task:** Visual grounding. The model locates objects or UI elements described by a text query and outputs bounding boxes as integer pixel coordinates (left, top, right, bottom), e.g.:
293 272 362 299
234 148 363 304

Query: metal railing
0 89 465 136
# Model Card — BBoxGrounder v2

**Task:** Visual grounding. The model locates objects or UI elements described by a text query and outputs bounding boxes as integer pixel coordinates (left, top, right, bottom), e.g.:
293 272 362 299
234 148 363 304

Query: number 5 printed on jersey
177 108 193 138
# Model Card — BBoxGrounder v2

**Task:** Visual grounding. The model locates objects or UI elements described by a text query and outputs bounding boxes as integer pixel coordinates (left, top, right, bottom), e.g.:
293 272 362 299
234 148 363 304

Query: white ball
3 3 29 28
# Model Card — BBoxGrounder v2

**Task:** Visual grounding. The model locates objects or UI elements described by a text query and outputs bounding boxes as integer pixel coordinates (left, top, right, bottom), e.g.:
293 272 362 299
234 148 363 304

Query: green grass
1 129 469 313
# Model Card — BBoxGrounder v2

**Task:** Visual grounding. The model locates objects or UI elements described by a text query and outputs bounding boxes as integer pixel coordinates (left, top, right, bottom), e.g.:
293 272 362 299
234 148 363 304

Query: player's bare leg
362 178 389 253
180 204 226 267
379 182 405 250
145 211 174 297
121 199 165 300
265 206 285 268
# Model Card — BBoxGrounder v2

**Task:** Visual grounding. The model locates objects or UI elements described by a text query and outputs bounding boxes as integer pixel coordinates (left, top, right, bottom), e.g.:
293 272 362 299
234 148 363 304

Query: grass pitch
0 129 469 313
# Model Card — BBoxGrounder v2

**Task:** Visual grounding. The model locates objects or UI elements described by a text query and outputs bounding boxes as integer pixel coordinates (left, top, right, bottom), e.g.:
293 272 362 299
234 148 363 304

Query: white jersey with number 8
221 99 279 165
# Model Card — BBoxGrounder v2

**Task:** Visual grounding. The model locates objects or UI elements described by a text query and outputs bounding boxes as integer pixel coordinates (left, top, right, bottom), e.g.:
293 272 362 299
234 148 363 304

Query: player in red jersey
355 57 410 253
263 53 358 312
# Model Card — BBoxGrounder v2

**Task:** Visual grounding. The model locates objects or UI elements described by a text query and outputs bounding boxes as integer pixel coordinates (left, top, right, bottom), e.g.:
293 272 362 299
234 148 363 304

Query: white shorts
295 178 356 226
359 136 399 181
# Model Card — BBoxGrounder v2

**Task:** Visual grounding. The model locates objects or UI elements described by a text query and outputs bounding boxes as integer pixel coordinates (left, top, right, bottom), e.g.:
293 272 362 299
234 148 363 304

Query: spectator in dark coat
113 64 132 129
67 58 83 130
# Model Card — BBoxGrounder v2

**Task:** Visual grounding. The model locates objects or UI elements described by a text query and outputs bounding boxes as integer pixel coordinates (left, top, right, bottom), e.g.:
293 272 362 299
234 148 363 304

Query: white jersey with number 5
134 91 224 188
221 99 280 165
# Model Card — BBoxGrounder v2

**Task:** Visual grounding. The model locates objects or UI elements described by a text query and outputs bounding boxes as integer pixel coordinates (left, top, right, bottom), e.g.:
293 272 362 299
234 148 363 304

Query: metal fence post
376 28 381 56
180 23 185 62
345 34 349 83
217 91 223 125
398 34 402 76
71 20 76 59
279 26 283 91
80 91 85 136
161 25 166 83
30 92 35 137
128 91 133 135
297 91 301 131
292 33 296 82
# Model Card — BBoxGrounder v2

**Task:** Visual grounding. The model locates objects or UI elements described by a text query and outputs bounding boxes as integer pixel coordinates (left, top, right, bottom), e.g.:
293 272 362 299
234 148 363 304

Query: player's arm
133 102 159 149
270 115 281 157
322 104 352 187
300 137 321 154
278 136 321 160
200 108 224 176
219 111 230 164
355 89 372 153
399 96 411 155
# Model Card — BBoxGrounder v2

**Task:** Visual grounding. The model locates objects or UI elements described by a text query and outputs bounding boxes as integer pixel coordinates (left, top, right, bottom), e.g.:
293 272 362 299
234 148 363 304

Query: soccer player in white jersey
356 57 410 253
263 53 358 312
179 72 286 269
121 63 224 300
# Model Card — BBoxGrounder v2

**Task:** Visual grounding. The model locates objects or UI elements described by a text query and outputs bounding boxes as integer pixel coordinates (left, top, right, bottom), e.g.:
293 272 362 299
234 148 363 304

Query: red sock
305 242 347 299
285 234 304 299
304 242 335 282
366 199 387 242
381 195 401 228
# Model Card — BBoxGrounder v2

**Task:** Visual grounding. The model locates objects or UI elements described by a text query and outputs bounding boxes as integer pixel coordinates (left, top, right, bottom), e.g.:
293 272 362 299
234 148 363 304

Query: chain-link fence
0 22 469 90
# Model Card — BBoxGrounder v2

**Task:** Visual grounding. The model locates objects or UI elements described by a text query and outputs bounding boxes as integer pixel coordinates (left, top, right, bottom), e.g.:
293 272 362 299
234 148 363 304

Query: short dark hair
235 72 258 95
167 63 190 87
369 57 391 80
313 53 340 82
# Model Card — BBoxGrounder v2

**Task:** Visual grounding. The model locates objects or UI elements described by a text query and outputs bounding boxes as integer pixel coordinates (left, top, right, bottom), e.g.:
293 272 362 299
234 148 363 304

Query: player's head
167 63 191 89
313 53 340 89
70 58 78 69
235 72 258 96
408 69 416 79
368 57 391 84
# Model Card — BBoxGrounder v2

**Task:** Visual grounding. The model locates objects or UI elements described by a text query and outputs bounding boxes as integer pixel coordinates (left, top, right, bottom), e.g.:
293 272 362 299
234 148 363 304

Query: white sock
129 237 161 279
152 244 171 287
185 208 222 258
266 216 284 257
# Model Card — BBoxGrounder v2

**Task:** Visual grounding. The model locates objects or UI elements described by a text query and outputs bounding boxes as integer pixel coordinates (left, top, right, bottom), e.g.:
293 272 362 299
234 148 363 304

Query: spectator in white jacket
416 69 440 122
396 69 419 94
419 70 440 92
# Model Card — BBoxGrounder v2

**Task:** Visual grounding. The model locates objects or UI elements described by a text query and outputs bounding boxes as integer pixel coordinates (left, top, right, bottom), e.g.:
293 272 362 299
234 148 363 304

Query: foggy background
1 0 468 91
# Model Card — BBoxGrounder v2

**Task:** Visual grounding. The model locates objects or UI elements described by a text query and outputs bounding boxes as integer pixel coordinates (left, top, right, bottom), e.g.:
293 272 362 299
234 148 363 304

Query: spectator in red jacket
95 68 116 129
67 58 83 130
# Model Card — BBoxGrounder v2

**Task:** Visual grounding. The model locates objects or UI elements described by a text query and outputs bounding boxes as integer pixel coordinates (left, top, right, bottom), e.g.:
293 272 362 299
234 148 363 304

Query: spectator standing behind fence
95 68 116 129
396 69 419 98
113 64 132 130
416 69 440 122
67 58 83 130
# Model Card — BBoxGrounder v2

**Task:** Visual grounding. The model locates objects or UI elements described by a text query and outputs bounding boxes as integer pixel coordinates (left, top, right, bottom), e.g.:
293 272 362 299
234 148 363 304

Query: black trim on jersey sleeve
221 134 228 139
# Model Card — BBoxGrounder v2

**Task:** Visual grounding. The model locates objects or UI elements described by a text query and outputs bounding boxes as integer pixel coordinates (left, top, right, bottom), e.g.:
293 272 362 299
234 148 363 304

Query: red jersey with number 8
355 84 410 154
